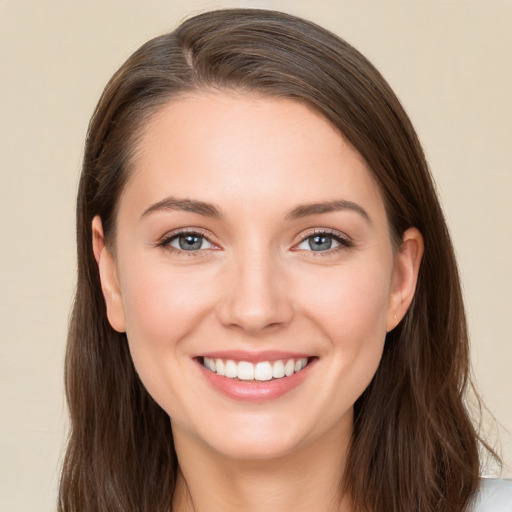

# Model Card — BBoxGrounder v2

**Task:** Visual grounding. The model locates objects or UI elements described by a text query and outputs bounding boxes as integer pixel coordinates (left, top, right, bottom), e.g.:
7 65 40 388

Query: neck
171 420 353 512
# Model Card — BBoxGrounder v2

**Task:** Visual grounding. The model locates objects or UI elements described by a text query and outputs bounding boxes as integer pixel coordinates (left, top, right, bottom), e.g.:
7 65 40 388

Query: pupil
309 235 332 251
179 235 202 250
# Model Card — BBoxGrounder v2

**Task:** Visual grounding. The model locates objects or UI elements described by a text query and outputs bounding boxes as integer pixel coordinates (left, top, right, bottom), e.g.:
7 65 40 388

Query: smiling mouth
201 356 314 382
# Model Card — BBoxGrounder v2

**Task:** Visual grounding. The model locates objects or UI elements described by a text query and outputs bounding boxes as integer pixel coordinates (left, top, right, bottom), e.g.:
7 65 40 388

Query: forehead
121 92 385 222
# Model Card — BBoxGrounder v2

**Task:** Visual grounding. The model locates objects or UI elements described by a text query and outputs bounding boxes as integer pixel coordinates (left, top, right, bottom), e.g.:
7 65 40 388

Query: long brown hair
60 8 492 511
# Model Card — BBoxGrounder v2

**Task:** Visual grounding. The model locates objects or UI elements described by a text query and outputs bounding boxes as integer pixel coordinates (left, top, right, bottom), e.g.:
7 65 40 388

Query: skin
92 92 423 512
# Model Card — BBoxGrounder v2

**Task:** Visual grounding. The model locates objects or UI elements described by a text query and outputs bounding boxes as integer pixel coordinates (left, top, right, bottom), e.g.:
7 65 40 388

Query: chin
177 403 351 462
202 426 308 461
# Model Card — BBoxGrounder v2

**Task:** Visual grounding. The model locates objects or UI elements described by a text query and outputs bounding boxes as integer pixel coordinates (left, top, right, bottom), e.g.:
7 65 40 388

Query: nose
217 249 294 335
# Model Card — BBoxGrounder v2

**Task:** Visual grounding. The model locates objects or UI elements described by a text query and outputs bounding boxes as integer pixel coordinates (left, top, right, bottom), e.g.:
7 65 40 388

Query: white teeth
215 359 225 376
225 360 237 378
272 360 285 378
202 356 310 381
254 361 273 381
238 361 254 380
284 359 295 377
295 358 307 372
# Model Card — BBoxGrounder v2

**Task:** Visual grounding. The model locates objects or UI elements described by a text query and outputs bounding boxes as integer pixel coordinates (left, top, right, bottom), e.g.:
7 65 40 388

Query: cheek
117 261 217 403
297 258 392 340
294 258 392 404
121 261 215 344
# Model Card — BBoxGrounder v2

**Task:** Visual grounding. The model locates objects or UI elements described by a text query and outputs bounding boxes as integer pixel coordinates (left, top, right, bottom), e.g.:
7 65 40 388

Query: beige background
1 0 510 510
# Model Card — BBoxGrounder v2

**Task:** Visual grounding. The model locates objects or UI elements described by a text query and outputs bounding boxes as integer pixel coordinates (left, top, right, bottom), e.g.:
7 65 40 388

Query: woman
59 8 510 512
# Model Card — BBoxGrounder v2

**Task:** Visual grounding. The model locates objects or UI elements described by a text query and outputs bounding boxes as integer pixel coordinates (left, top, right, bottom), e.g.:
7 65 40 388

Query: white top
472 478 512 511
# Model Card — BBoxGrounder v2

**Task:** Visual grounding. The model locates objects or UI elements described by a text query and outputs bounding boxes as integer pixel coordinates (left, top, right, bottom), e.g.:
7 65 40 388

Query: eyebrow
284 199 371 223
140 196 371 223
141 197 223 219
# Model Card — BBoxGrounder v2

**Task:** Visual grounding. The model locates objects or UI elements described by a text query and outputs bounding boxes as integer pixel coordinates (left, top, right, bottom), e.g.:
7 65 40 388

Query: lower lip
197 359 316 402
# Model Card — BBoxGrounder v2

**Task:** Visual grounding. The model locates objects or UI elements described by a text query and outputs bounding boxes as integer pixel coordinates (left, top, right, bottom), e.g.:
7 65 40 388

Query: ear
92 216 126 333
386 227 424 332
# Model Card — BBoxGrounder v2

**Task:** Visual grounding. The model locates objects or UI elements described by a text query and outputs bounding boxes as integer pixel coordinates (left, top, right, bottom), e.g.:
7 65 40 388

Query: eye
165 232 215 251
295 231 350 252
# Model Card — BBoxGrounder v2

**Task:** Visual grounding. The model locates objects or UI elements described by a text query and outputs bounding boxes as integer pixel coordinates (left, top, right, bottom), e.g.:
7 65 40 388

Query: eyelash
295 229 353 255
157 228 353 256
157 229 216 256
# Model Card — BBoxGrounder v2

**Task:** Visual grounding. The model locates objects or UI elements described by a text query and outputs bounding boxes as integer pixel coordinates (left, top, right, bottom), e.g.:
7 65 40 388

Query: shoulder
470 478 512 512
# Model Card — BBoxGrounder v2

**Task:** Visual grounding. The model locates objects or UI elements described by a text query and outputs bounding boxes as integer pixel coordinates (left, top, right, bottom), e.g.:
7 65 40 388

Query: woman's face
94 92 421 460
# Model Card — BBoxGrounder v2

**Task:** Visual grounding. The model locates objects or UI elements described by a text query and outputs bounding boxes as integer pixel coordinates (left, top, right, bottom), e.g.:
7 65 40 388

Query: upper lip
195 350 315 364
